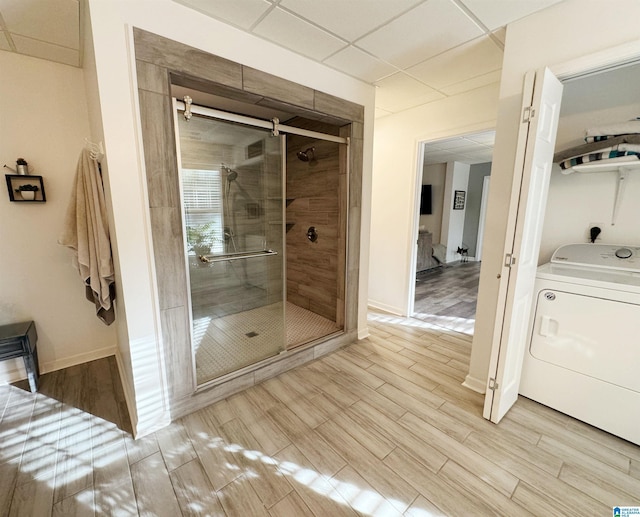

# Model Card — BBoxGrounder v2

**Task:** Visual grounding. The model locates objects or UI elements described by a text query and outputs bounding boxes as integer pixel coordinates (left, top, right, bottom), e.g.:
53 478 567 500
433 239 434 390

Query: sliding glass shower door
176 112 285 385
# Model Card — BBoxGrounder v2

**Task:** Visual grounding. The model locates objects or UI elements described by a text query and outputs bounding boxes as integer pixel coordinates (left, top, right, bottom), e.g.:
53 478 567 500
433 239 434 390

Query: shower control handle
307 226 318 243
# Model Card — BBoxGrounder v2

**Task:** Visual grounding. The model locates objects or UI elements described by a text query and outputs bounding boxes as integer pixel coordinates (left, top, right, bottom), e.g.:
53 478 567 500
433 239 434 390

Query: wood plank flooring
2 310 639 516
414 261 481 335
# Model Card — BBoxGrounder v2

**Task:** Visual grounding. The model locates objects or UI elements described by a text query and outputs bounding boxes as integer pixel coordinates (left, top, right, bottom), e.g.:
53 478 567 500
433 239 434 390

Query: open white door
483 68 563 423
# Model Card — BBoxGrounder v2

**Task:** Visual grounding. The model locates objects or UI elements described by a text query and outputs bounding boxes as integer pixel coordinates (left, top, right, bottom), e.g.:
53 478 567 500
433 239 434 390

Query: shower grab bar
198 249 278 264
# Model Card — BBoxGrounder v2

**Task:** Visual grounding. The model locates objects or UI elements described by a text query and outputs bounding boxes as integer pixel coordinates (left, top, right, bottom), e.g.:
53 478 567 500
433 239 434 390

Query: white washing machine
520 243 640 445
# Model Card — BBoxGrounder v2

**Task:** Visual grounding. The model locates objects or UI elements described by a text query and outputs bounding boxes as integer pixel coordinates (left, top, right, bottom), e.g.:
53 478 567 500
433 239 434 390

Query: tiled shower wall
286 120 345 325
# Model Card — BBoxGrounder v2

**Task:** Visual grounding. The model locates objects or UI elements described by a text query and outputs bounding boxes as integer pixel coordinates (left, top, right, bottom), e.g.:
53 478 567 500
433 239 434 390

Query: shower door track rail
175 99 348 145
198 249 278 264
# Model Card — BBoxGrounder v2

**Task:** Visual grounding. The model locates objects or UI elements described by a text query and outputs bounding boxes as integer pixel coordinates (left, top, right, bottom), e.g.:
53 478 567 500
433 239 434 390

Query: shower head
296 147 315 162
223 166 238 182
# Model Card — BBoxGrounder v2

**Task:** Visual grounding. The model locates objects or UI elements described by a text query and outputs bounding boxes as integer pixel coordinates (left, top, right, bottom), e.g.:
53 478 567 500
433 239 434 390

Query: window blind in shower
181 168 224 254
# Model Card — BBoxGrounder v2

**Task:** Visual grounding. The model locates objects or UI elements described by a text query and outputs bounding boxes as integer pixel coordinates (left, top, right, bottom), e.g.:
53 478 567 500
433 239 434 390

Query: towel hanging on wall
59 147 115 325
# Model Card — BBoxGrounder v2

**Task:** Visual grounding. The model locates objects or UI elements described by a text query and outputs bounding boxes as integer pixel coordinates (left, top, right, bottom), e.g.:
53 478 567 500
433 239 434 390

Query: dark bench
0 321 39 393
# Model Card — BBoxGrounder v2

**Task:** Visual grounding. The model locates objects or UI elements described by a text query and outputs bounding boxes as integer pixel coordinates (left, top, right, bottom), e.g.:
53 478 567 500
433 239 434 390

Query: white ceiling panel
459 0 562 31
11 34 79 66
324 46 397 83
253 7 346 61
0 0 78 50
407 36 502 89
423 150 458 164
375 72 444 113
172 0 273 30
0 31 10 51
356 0 484 69
1 0 564 118
279 0 422 41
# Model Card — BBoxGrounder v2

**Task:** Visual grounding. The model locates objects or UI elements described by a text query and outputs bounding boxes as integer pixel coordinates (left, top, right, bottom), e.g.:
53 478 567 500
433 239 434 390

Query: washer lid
551 243 640 273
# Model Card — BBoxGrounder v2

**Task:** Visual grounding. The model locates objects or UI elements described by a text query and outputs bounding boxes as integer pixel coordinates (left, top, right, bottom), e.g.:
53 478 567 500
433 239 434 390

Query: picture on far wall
453 190 465 210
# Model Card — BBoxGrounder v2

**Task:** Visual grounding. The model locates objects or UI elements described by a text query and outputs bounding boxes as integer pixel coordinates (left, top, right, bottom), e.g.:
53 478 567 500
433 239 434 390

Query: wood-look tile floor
414 261 481 335
2 311 640 516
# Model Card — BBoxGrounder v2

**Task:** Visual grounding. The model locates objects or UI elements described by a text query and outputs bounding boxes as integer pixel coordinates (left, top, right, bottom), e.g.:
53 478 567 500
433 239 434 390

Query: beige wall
0 51 116 383
468 0 640 391
369 83 499 315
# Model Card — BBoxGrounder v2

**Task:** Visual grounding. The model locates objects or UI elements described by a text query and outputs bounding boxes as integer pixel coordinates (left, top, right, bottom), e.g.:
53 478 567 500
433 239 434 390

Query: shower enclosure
175 100 347 386
176 111 286 385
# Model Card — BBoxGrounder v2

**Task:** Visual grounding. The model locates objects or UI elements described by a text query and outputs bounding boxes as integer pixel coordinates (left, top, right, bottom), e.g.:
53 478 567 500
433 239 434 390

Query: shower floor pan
194 301 340 384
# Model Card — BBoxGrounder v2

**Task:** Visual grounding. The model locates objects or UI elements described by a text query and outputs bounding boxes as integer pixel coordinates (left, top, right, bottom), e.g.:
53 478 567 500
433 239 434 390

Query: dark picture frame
453 190 465 210
5 174 46 203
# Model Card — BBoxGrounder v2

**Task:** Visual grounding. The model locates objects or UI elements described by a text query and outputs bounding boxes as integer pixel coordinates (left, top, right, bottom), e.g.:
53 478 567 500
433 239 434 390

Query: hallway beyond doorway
413 261 481 335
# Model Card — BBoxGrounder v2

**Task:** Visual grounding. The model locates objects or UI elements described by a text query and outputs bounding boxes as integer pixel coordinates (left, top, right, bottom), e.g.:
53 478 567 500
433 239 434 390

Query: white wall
419 163 446 243
370 83 499 315
463 162 492 258
86 0 375 436
442 162 470 263
0 51 116 383
468 0 640 390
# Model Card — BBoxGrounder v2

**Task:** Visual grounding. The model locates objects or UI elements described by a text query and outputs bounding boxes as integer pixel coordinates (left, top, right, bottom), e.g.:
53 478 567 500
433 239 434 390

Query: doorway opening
410 131 494 335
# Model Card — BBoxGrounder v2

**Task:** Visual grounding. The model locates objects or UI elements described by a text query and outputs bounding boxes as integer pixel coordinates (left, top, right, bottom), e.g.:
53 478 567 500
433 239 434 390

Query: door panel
176 113 286 385
484 68 564 422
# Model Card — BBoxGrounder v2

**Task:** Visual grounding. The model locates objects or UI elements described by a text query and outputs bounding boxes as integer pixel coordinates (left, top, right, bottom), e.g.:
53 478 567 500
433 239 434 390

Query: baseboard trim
463 374 486 394
367 300 404 316
358 327 370 340
0 345 117 385
42 345 117 374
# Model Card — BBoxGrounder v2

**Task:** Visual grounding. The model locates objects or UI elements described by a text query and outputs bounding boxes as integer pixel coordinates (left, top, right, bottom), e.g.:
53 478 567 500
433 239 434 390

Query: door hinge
504 253 516 268
522 105 535 123
488 378 499 391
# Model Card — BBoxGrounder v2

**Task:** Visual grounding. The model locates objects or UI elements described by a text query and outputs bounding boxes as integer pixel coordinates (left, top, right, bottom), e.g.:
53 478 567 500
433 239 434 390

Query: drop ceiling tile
11 34 79 66
407 36 502 89
375 72 444 112
172 0 273 30
0 32 11 51
0 0 79 50
253 7 346 61
458 150 493 163
423 150 457 164
279 0 422 41
440 69 501 96
458 0 562 31
356 0 483 69
324 46 397 83
430 137 465 150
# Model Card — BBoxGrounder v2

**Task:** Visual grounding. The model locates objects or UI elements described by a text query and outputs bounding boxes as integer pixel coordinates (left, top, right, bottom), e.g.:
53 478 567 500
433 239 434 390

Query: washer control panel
551 243 640 272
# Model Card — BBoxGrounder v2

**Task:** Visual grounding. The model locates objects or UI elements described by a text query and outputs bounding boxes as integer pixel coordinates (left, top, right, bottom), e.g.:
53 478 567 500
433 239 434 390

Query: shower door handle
198 249 278 263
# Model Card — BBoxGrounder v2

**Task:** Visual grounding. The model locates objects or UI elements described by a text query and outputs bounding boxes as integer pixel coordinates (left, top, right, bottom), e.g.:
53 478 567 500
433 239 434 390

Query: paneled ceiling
0 0 563 120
